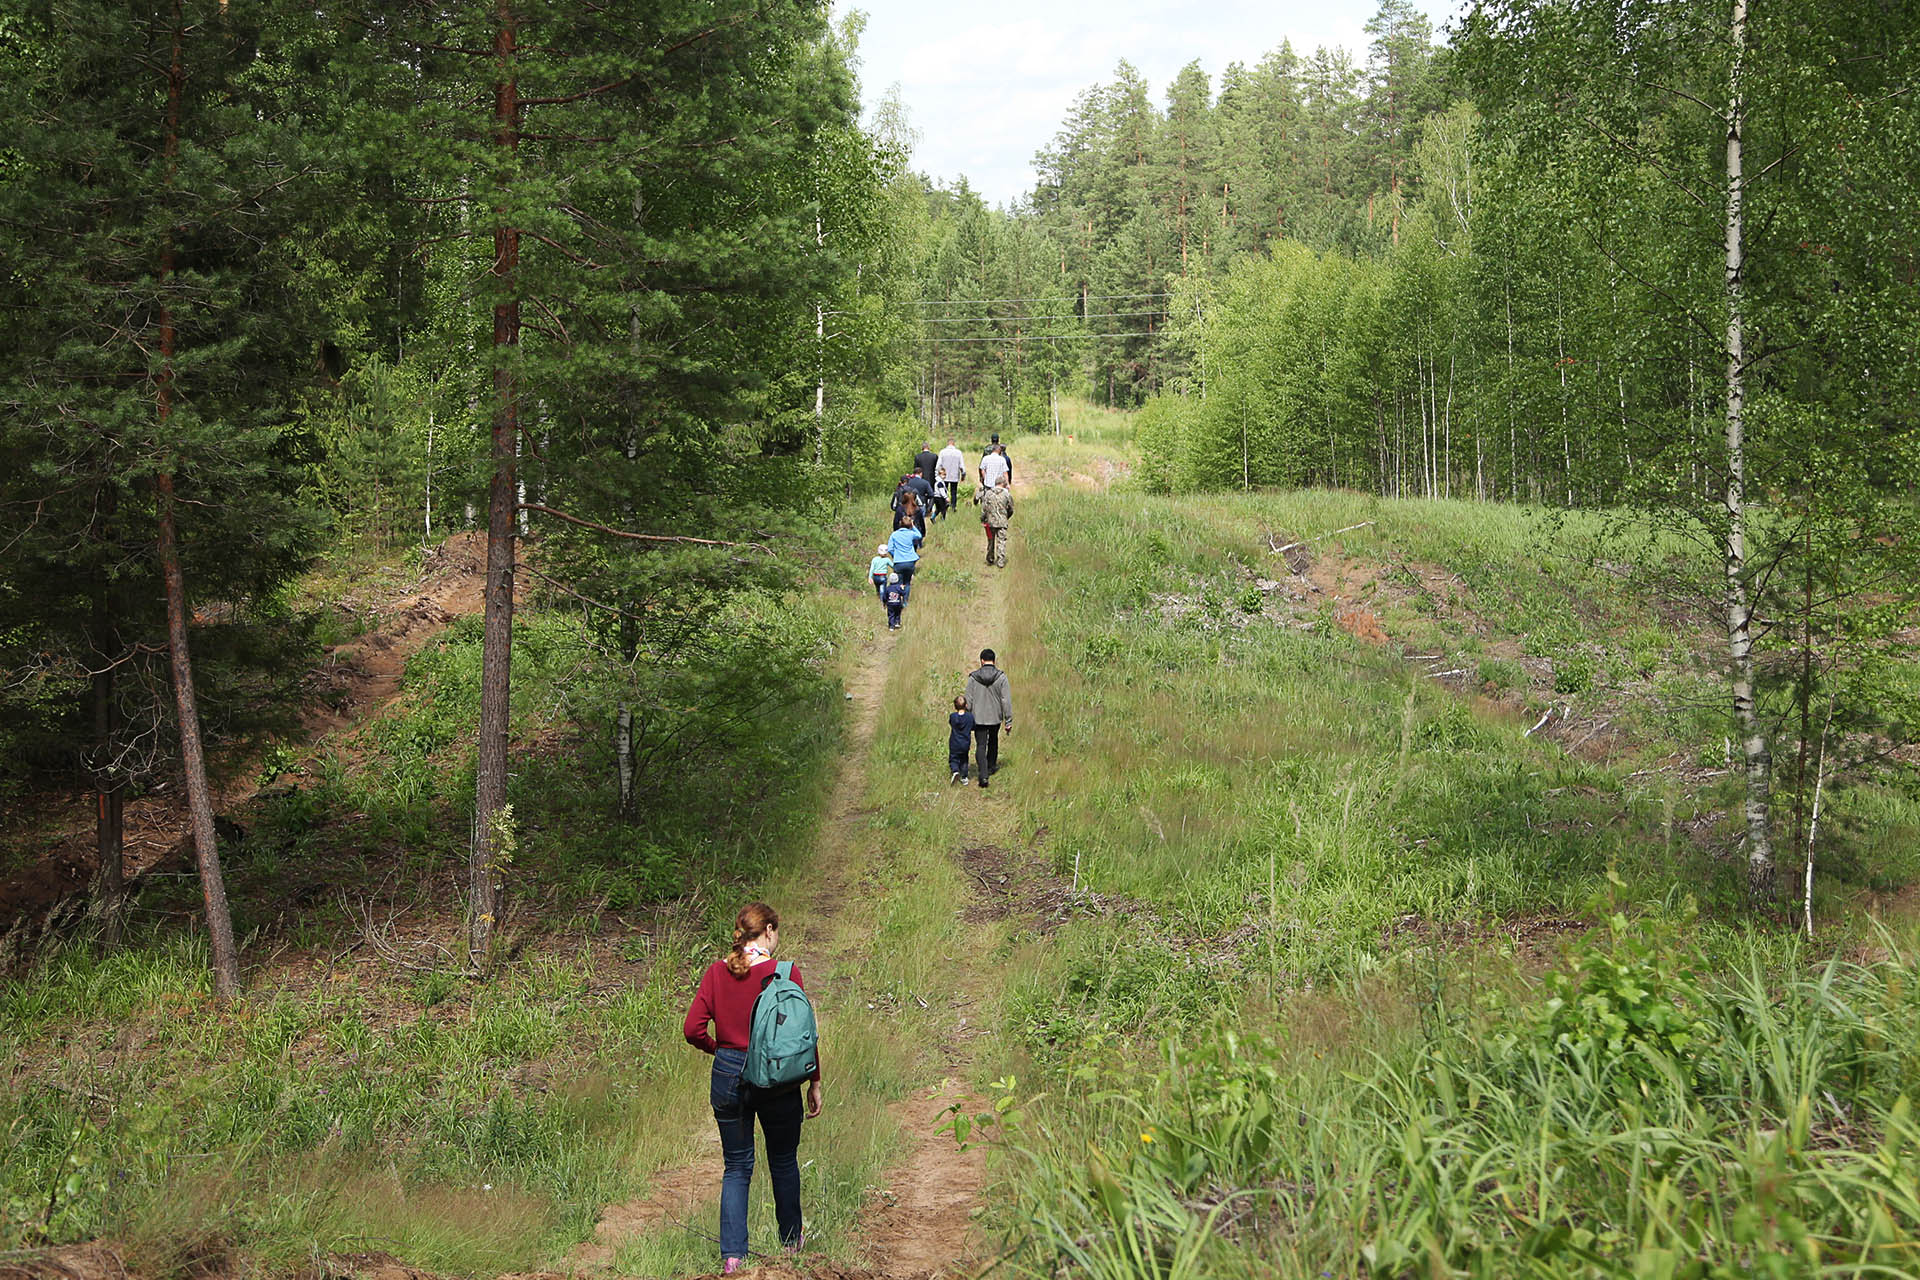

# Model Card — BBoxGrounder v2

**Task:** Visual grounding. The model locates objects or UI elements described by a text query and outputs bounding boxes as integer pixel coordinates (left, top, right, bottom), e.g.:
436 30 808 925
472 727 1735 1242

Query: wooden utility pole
472 0 520 968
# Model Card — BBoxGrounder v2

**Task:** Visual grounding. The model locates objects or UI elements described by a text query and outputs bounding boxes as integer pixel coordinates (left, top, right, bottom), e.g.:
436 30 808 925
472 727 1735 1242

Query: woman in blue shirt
886 523 923 593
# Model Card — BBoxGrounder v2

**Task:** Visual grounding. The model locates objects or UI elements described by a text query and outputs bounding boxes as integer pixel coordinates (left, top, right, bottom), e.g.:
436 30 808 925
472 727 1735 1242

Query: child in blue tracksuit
882 572 908 631
868 545 891 601
948 697 973 783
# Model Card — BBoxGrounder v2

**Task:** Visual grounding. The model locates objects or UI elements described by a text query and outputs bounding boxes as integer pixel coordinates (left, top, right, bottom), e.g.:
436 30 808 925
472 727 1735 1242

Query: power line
919 311 1167 323
907 292 1175 305
918 333 1157 343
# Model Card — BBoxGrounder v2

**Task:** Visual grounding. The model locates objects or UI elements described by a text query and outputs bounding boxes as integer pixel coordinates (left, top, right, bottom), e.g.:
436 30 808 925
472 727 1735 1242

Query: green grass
0 929 710 1267
968 465 1920 1277
1009 488 1716 947
1003 921 1920 1278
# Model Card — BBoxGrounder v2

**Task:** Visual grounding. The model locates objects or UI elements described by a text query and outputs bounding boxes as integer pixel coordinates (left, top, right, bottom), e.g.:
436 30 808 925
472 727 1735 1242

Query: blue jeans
710 1047 804 1259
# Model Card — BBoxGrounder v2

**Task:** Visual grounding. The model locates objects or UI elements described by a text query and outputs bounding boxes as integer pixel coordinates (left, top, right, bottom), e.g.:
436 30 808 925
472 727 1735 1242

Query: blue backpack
744 960 819 1092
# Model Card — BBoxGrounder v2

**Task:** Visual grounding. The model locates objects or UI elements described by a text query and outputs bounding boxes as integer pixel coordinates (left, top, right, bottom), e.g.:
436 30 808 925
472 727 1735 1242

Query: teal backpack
744 960 819 1092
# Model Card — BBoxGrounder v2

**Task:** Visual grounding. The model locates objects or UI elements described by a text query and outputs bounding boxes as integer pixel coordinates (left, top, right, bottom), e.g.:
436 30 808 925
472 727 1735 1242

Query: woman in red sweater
683 902 822 1274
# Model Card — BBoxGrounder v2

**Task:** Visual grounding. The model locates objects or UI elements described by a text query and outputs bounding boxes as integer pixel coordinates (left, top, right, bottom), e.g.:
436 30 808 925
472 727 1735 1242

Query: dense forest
0 0 931 987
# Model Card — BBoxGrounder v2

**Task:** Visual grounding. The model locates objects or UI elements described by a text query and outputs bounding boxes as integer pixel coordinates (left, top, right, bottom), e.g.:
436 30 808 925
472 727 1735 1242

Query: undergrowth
0 574 850 1269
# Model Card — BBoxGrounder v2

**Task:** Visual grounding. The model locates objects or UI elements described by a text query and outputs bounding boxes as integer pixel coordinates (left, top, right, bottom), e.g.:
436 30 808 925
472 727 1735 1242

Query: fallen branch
1524 708 1555 737
1270 521 1375 555
519 503 773 554
1426 668 1470 679
1569 719 1612 750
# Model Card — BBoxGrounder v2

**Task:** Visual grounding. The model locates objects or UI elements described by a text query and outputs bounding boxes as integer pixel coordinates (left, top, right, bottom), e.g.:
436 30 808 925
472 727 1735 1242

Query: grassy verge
978 463 1920 1276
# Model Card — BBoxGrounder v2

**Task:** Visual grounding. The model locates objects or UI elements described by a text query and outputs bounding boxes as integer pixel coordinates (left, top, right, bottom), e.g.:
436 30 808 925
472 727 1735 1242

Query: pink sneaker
787 1234 804 1256
722 1259 742 1276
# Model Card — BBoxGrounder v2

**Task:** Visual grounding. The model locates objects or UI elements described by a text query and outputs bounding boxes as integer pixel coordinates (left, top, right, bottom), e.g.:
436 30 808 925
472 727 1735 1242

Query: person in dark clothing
893 490 925 535
915 443 938 486
963 648 1013 787
903 473 933 534
948 696 973 784
882 572 907 631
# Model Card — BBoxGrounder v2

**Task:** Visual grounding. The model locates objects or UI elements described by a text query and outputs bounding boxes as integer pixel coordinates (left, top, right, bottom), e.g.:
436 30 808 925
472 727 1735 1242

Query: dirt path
576 518 1020 1280
567 623 908 1273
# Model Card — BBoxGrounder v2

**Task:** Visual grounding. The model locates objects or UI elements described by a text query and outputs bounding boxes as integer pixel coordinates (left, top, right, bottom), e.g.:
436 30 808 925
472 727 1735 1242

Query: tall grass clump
1004 922 1920 1278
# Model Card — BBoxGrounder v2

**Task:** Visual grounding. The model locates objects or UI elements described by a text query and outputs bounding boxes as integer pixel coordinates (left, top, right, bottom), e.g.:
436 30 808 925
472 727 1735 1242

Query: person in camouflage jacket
980 476 1013 568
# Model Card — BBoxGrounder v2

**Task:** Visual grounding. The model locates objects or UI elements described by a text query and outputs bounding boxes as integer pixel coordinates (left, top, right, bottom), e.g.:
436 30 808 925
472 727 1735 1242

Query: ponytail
724 901 779 977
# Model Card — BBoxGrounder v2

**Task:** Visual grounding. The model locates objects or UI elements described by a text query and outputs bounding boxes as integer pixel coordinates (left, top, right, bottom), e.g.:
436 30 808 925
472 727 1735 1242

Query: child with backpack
948 695 973 784
683 902 822 1275
882 571 908 631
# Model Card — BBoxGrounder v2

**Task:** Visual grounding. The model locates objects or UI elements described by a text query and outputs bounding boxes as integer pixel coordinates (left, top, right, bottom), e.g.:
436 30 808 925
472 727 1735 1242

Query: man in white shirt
934 438 966 520
978 441 1010 494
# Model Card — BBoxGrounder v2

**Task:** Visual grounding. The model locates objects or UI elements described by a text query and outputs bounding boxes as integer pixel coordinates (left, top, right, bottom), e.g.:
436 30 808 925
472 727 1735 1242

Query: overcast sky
835 0 1464 208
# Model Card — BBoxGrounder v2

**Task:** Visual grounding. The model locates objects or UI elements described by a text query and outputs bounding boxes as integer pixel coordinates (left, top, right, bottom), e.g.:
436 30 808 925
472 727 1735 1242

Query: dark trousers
887 601 903 628
710 1047 804 1259
895 561 916 590
871 573 886 601
973 723 1000 783
948 744 970 779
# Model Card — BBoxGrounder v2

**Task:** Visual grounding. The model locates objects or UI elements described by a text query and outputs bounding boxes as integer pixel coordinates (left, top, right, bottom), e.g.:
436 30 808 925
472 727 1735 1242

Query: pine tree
1 2 330 988
345 0 866 963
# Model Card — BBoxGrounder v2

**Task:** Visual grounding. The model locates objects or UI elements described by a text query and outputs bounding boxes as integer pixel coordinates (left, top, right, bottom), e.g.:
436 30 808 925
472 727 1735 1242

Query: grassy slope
981 426 1920 1278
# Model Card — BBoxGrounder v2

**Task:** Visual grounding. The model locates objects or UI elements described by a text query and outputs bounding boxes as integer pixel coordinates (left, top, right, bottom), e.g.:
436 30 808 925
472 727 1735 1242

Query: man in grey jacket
964 648 1013 787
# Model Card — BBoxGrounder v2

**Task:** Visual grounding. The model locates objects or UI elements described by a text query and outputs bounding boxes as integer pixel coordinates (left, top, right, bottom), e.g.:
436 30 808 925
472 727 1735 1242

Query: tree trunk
472 0 519 969
88 619 125 948
615 704 634 819
1504 276 1517 500
157 473 241 997
88 479 127 946
154 5 239 998
1724 0 1772 903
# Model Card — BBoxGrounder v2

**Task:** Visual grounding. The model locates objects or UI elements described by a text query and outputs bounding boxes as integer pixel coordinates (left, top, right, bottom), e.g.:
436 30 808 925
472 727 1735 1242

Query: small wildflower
1139 1130 1155 1144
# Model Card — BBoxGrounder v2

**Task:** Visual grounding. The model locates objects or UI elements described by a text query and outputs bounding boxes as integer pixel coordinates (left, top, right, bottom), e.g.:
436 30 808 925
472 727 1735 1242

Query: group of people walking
682 439 1028 1274
868 434 1017 632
